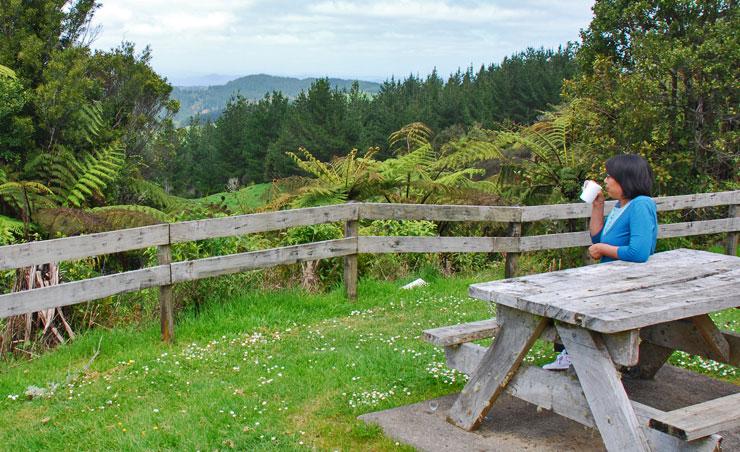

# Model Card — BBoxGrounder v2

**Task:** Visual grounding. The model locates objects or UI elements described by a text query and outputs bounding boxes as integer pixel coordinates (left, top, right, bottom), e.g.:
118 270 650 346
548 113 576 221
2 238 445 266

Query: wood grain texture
690 315 730 362
640 320 739 367
727 204 738 256
649 393 740 441
658 218 740 239
357 236 518 254
447 306 548 431
169 204 357 243
359 203 521 222
557 323 650 451
504 222 522 278
422 319 500 346
445 343 723 451
170 239 357 283
343 219 359 301
520 191 740 222
470 249 740 333
157 242 174 343
0 266 170 318
0 224 169 271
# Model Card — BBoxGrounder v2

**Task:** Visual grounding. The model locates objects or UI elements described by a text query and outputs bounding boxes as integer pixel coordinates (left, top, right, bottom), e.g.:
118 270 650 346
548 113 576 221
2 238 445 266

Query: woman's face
604 174 624 200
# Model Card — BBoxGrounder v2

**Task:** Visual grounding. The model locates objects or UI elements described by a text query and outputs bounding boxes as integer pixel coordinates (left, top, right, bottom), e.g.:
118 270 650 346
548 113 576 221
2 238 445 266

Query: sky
90 0 595 85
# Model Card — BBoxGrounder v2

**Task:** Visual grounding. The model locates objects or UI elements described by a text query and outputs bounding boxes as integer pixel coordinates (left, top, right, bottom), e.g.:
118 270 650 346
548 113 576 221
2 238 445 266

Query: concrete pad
359 366 739 451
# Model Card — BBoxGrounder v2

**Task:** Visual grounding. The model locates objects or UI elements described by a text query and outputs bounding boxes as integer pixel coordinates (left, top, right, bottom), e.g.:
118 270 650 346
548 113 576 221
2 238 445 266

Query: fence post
505 221 522 279
344 203 359 301
726 204 738 256
158 226 174 343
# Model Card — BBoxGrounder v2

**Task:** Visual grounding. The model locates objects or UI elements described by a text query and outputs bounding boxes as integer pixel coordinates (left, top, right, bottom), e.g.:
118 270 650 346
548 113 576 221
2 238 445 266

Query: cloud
89 0 594 80
310 0 528 23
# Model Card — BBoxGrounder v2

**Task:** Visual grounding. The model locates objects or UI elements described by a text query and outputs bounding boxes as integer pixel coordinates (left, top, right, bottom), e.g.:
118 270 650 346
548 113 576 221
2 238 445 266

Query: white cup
580 180 602 203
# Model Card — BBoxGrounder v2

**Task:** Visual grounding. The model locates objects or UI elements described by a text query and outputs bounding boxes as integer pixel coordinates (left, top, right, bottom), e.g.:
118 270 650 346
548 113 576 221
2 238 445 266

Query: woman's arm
589 191 605 242
616 200 656 262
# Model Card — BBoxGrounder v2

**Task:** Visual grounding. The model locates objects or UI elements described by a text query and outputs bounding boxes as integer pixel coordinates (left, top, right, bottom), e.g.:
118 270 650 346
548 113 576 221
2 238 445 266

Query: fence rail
1 190 738 342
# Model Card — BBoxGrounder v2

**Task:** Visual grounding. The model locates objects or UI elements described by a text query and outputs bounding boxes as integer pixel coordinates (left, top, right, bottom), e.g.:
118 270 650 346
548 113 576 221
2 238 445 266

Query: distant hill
171 74 382 125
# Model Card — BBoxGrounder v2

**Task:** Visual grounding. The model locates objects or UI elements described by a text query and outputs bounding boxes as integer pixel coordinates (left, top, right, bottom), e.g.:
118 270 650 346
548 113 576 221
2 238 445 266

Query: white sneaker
543 350 572 370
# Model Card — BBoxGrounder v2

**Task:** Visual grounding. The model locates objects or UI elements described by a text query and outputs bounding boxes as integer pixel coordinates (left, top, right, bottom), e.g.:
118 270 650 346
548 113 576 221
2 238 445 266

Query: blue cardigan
591 195 658 263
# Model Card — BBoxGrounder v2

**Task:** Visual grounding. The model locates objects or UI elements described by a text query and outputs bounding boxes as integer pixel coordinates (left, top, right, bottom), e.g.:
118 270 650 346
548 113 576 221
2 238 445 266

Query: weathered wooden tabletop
469 249 740 333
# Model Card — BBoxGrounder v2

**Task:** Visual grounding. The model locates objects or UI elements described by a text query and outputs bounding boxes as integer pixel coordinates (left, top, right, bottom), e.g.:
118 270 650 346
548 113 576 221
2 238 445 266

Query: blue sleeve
616 200 656 263
591 227 602 244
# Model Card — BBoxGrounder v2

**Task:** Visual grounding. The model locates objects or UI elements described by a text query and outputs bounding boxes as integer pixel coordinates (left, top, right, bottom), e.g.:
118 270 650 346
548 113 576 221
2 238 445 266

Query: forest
0 1 738 347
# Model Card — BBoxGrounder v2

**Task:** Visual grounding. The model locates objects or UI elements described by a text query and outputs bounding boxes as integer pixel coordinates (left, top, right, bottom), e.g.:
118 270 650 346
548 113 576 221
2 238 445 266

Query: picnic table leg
630 342 674 379
447 305 548 431
557 323 650 452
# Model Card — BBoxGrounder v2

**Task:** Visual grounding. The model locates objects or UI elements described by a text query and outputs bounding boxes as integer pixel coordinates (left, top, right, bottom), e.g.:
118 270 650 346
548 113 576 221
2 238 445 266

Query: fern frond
0 64 16 79
61 142 124 207
389 122 432 154
127 178 193 212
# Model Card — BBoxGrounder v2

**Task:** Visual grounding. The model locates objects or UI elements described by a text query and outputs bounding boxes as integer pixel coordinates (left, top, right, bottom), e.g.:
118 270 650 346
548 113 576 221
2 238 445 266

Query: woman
543 154 658 370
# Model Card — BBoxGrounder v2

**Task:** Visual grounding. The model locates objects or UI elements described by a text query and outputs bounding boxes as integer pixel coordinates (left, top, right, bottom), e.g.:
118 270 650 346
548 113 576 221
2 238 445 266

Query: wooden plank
557 323 650 451
169 204 357 243
157 241 174 343
727 204 738 256
641 320 739 367
170 239 356 283
690 315 730 362
632 342 675 379
519 231 591 252
447 306 548 431
521 201 613 222
0 266 170 318
0 224 169 271
602 329 640 367
659 218 740 239
357 236 518 254
649 393 740 441
343 217 359 301
445 343 723 451
654 191 740 211
359 203 521 223
422 319 500 346
505 222 522 278
470 249 740 334
520 191 740 222
516 218 740 252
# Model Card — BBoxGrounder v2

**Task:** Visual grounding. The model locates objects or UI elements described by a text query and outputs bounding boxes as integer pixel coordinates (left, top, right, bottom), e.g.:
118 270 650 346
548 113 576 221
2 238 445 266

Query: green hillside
172 74 381 125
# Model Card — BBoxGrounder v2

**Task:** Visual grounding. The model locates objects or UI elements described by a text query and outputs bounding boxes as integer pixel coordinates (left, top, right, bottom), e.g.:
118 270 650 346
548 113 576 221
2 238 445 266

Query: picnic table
423 249 739 451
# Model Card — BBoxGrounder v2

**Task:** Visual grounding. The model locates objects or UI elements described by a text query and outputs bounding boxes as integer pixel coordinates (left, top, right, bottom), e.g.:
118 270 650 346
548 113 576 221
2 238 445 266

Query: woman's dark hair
605 154 653 199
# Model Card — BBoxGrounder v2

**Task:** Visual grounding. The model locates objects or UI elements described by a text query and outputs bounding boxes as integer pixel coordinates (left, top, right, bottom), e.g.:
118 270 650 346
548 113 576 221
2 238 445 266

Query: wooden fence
1 191 738 342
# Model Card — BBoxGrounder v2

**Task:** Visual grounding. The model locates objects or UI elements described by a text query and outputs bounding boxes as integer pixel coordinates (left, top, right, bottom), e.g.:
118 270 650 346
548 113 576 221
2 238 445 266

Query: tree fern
36 205 170 236
27 142 125 207
127 178 193 212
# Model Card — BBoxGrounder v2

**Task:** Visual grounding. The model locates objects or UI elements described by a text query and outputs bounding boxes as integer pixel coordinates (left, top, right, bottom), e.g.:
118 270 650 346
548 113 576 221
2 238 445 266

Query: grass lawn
0 268 737 451
195 183 271 212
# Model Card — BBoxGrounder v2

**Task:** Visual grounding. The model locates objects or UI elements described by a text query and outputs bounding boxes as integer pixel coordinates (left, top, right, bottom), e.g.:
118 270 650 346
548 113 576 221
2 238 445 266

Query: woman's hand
589 243 619 260
592 191 605 211
588 243 605 260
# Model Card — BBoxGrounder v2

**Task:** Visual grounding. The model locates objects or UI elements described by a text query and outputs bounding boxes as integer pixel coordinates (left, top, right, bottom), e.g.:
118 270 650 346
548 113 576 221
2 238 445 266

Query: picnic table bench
423 249 739 451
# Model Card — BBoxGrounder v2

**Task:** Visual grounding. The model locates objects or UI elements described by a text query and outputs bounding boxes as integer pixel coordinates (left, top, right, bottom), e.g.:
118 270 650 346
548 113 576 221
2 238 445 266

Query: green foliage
493 101 596 204
570 0 739 194
0 214 25 245
0 277 736 449
282 224 343 246
35 205 169 236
